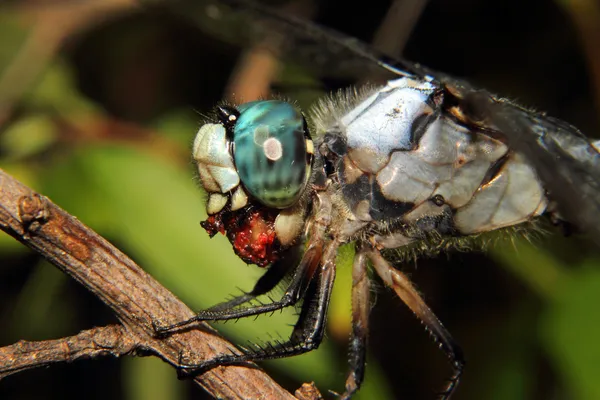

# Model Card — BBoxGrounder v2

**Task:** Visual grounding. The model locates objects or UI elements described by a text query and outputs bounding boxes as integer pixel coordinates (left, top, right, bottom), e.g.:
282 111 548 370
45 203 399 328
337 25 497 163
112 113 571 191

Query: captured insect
155 0 600 398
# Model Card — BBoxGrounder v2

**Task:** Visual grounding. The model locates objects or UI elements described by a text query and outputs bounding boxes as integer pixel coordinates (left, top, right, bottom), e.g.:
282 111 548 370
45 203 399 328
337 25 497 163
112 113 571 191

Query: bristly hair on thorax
384 220 546 267
308 83 380 136
305 83 547 267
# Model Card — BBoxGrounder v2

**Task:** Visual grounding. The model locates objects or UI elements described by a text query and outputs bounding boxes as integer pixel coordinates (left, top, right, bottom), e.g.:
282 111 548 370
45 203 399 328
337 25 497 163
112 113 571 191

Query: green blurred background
1 0 600 399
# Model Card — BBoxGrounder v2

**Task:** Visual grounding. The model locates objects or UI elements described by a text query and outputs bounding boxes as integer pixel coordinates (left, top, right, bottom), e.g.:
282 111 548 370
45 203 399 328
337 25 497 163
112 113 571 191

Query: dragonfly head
193 100 314 266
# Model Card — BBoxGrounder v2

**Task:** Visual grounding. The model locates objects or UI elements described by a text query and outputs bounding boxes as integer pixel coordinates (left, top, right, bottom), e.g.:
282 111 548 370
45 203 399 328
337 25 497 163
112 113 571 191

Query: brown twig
0 325 134 380
224 0 317 102
294 382 324 400
0 169 302 399
0 0 137 128
362 0 428 85
370 0 427 59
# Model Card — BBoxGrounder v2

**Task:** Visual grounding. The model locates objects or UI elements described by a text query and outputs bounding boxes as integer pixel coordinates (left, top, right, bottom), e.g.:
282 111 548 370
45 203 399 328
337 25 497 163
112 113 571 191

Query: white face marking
263 137 283 161
231 186 249 211
306 139 314 155
207 193 228 215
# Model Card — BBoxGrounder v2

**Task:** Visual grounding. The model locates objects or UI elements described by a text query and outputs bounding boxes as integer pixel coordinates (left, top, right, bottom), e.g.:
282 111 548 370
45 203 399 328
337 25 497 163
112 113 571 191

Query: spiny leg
366 248 465 399
157 192 334 334
341 249 371 399
156 241 321 335
178 241 339 375
202 253 297 313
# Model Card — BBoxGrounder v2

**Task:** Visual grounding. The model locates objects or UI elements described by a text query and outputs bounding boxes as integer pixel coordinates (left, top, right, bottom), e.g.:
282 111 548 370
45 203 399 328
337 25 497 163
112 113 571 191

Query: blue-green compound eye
233 100 313 209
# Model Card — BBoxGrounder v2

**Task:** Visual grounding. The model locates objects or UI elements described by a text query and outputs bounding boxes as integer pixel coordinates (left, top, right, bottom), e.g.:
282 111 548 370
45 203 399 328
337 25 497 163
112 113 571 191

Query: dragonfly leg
341 249 370 399
177 240 338 375
156 192 334 335
201 252 298 313
366 248 465 399
155 242 321 335
164 248 301 327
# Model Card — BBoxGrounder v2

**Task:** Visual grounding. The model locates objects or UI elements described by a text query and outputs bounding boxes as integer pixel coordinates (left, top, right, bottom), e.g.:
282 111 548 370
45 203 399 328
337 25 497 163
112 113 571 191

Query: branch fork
0 169 316 399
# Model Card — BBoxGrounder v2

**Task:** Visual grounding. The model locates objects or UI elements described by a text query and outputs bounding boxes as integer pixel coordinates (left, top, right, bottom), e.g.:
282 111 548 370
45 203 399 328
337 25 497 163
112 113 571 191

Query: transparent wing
149 0 600 242
469 92 600 244
144 0 431 82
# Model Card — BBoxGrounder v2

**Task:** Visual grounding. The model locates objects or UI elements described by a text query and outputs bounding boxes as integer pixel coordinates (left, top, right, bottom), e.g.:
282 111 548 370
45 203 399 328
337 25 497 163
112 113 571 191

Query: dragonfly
155 0 600 398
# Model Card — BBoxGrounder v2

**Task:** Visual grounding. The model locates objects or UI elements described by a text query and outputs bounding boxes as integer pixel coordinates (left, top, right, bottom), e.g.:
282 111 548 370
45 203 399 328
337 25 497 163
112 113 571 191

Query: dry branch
0 169 302 399
0 325 134 380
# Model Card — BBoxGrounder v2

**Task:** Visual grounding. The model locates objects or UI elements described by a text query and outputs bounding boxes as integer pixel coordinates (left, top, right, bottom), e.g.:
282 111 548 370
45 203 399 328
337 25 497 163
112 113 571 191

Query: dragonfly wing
151 0 429 82
474 94 600 244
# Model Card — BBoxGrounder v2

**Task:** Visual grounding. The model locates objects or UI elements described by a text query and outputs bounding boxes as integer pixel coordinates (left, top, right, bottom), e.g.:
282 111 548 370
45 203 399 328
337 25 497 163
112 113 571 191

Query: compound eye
233 100 313 208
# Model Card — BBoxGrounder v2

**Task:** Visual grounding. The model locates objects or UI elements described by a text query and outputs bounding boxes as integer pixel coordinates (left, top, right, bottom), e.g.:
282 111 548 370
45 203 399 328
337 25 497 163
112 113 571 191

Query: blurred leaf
0 114 57 160
0 10 29 74
329 243 354 340
26 59 99 115
39 144 345 388
0 230 25 254
9 259 71 340
152 109 203 148
489 234 568 301
354 358 394 400
123 356 184 400
540 261 600 400
466 302 538 400
40 148 115 234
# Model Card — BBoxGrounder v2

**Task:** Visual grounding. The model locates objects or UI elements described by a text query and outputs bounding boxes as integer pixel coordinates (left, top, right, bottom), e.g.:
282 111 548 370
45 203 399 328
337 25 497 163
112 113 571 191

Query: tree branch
0 169 303 399
0 325 134 380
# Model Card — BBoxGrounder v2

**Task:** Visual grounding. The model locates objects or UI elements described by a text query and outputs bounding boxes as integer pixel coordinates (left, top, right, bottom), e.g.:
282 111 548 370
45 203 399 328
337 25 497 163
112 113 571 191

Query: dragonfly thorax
313 77 548 248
